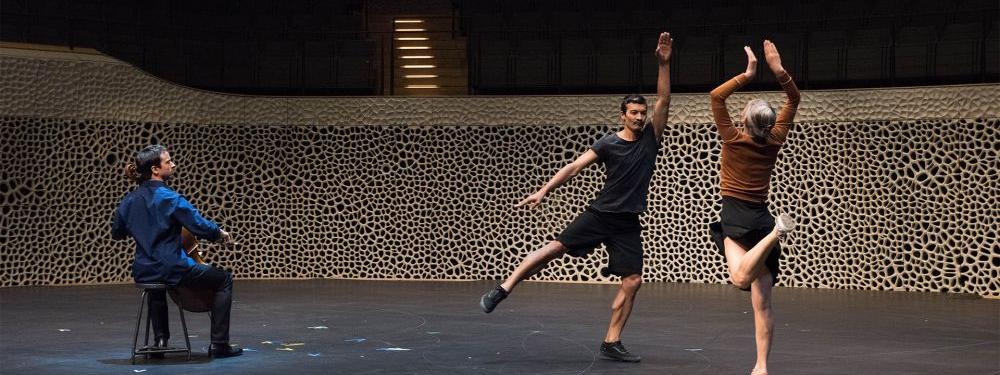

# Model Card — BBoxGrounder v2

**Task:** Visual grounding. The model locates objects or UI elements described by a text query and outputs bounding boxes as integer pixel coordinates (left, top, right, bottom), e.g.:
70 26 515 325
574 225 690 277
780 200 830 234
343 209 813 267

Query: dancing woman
708 40 799 375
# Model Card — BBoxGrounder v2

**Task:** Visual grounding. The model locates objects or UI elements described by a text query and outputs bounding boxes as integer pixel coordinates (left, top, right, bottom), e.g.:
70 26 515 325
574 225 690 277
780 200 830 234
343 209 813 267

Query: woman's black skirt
709 196 781 288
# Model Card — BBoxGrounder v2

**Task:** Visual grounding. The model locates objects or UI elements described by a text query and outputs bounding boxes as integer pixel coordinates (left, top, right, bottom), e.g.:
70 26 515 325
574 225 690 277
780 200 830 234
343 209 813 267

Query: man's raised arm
651 32 673 140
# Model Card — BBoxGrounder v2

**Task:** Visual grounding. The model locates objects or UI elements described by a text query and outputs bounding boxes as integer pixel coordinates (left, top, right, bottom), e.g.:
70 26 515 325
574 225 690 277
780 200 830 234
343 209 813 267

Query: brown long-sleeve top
709 71 800 202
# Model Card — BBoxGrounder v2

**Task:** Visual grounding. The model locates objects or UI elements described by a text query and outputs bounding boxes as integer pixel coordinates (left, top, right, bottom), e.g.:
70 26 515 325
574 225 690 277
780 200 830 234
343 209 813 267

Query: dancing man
479 32 673 363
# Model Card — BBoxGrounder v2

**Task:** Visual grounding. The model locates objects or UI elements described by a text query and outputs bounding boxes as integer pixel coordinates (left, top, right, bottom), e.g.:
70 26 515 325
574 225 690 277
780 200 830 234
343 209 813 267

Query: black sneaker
479 285 508 313
600 341 641 362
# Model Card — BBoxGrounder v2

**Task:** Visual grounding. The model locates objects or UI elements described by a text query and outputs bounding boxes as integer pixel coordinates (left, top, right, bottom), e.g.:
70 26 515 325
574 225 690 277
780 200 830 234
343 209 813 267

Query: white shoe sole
776 213 796 234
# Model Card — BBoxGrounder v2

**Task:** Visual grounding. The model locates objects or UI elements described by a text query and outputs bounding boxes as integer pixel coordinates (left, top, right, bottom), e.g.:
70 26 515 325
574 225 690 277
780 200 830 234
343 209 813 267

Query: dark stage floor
1 280 998 374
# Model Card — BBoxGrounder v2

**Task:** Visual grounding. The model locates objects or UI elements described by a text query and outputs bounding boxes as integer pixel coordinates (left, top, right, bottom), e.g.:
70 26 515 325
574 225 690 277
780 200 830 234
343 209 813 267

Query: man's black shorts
556 207 643 277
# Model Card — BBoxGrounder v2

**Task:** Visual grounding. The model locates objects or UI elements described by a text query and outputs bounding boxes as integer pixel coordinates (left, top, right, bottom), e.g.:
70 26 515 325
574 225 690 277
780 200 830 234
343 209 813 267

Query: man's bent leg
179 264 241 358
179 264 232 343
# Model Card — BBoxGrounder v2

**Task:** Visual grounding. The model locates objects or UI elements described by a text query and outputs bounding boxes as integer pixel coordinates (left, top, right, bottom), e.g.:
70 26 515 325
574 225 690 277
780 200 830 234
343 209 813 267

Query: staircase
367 0 468 96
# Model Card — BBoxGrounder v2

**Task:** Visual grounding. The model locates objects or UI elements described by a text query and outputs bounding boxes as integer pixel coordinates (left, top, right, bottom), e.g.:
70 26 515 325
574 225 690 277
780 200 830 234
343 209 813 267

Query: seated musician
111 144 242 358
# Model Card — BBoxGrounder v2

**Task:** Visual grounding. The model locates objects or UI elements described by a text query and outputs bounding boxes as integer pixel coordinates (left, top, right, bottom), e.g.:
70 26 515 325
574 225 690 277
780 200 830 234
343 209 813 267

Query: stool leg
131 290 147 365
177 302 192 360
143 296 152 359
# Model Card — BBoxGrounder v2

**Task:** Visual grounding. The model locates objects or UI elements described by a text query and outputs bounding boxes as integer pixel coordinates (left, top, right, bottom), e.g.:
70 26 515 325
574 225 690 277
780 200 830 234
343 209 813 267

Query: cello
180 227 208 264
168 228 228 312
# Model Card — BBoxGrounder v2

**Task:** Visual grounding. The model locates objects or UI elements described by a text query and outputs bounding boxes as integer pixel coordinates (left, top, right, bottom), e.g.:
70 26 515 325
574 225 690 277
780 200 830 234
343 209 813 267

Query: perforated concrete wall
1 48 997 296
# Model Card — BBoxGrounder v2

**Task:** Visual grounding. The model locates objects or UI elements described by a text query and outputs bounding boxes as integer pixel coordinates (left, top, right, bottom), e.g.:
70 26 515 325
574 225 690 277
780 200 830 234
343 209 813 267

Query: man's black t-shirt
587 124 661 214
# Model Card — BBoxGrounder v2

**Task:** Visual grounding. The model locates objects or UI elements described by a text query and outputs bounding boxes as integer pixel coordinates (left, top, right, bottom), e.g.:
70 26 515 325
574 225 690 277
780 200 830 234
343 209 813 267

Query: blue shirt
111 180 221 285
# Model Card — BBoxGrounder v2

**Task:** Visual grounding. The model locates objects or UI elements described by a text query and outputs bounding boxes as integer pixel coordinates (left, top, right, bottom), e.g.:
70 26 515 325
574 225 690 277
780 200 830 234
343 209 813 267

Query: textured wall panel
3 50 998 126
1 49 997 296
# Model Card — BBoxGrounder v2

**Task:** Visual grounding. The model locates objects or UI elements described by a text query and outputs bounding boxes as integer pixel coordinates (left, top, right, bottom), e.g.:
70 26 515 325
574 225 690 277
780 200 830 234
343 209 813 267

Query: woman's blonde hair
744 99 776 144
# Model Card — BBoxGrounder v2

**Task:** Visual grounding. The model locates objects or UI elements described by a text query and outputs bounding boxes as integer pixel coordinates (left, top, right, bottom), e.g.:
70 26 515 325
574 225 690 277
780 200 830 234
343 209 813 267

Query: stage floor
1 279 997 374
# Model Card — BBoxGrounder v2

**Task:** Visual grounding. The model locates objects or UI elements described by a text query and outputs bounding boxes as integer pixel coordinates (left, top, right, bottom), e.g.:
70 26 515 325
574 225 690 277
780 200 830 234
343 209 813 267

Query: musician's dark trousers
149 264 234 344
147 290 171 343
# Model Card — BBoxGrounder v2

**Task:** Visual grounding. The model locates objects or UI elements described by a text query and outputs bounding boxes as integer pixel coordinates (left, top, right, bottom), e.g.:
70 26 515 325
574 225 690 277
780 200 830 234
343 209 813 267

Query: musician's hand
218 229 234 245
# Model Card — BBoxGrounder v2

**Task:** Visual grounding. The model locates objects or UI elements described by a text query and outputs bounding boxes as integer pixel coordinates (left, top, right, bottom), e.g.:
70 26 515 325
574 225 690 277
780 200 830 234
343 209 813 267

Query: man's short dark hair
620 95 647 113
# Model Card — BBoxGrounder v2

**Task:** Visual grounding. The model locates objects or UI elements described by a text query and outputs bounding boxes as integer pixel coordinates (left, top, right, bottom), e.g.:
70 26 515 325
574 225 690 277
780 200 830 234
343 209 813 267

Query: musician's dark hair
125 145 168 184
